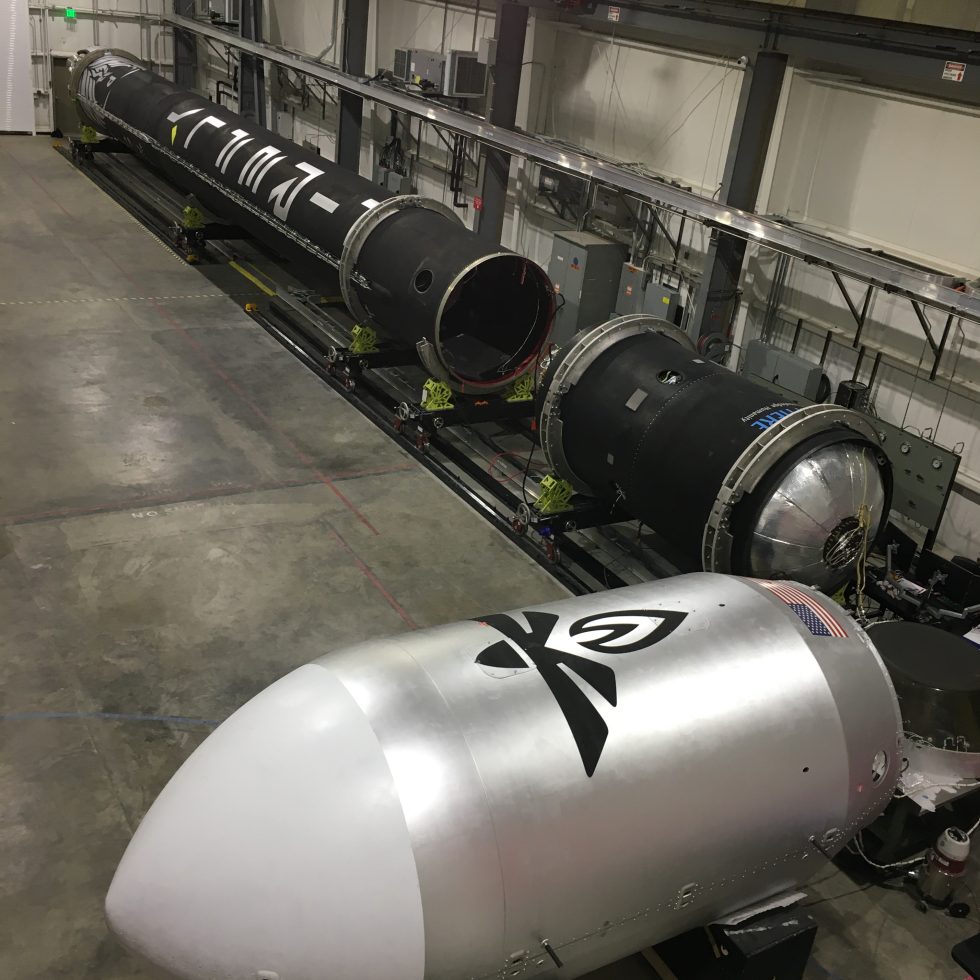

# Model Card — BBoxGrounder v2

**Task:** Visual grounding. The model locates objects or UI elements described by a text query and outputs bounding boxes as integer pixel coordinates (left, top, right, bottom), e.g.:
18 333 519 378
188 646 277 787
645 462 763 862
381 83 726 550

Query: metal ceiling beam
571 2 980 106
337 0 369 173
694 50 787 341
164 13 980 328
172 0 196 90
474 1 528 242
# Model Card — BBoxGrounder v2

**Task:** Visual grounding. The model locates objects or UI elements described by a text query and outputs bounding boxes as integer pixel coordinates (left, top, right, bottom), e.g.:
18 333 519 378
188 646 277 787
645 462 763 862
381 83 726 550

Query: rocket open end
438 254 554 387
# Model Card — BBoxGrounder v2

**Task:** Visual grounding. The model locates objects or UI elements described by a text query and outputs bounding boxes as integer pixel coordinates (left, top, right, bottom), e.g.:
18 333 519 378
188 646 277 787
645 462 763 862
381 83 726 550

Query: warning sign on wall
943 61 966 82
608 6 621 21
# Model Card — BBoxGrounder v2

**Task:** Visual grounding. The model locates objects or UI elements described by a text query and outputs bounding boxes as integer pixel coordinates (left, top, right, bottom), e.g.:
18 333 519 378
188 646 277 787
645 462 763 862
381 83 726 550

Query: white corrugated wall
1 0 34 133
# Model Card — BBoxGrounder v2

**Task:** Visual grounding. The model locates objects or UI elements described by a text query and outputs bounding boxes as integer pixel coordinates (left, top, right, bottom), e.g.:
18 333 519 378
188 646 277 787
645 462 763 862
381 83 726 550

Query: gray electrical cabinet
615 262 646 315
742 339 824 401
393 48 446 86
643 282 681 322
548 231 627 346
614 262 681 322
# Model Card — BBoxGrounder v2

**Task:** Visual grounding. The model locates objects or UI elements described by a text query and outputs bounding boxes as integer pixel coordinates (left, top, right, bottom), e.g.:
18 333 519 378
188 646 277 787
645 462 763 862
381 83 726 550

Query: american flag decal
758 582 847 638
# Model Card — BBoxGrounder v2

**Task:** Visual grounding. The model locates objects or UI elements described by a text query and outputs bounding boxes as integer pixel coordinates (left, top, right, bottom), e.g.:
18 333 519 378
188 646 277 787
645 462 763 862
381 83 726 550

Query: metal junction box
393 48 445 87
615 262 646 315
548 231 627 346
743 339 824 401
643 282 681 321
614 262 680 322
444 51 487 97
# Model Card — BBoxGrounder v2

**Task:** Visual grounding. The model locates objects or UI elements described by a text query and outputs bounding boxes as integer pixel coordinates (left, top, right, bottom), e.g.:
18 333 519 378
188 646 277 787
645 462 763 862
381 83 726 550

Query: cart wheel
512 502 532 536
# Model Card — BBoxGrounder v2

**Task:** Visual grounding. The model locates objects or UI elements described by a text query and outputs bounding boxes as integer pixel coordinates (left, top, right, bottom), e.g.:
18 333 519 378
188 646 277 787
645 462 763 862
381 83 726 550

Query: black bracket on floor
325 345 419 389
650 904 818 979
67 136 130 162
511 495 629 565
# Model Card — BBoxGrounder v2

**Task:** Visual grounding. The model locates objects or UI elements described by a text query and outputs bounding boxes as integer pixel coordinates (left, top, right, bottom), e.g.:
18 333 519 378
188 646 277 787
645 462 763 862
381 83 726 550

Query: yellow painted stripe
228 260 276 297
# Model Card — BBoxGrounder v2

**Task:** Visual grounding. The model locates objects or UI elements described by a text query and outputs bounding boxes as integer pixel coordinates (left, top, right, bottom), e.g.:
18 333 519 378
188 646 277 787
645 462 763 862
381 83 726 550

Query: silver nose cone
748 441 887 591
105 664 424 980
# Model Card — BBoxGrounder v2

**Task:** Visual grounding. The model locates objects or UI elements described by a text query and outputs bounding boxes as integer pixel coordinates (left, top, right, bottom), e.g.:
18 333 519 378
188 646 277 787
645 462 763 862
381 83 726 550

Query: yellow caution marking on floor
228 260 276 297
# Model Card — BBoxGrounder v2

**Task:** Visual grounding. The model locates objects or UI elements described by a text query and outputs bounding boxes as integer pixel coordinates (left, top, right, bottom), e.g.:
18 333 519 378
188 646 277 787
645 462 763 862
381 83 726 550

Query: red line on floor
0 465 415 527
99 248 381 536
330 463 415 481
328 527 418 630
0 482 288 526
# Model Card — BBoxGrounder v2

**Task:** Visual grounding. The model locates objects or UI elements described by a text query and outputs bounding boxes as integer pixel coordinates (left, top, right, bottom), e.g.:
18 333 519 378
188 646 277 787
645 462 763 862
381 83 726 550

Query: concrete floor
1 136 976 979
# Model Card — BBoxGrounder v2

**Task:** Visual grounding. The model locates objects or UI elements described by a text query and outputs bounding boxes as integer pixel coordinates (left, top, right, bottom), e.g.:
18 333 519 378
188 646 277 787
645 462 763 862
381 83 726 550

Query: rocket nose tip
104 663 425 980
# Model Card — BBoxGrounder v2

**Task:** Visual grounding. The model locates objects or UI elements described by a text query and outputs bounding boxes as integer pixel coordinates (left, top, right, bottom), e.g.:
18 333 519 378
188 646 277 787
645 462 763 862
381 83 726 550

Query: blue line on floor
0 710 220 727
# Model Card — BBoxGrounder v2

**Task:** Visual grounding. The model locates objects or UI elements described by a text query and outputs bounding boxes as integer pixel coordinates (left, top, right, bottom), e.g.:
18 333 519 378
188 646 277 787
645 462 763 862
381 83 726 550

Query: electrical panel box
548 231 628 347
373 164 413 195
643 283 681 322
742 339 824 401
615 263 646 316
393 48 445 87
614 263 681 323
873 417 961 535
445 51 487 97
478 37 497 66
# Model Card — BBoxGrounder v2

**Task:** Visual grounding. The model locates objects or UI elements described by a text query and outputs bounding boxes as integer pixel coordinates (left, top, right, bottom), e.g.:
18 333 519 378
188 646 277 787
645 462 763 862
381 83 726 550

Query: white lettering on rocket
217 131 253 173
166 107 203 124
268 163 325 220
238 146 282 191
183 115 225 148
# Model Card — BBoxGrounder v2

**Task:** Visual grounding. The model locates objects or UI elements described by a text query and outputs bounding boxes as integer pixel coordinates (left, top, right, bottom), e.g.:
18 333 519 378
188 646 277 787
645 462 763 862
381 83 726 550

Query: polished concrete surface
1 136 975 980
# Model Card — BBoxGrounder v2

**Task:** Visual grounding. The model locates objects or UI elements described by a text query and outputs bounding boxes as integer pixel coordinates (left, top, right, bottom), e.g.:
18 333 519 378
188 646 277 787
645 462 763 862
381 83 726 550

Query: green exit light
65 6 76 17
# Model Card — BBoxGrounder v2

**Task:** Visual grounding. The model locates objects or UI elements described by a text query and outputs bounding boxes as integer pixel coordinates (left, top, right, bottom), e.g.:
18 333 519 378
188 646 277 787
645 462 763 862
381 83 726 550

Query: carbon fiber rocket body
539 316 893 591
69 49 553 390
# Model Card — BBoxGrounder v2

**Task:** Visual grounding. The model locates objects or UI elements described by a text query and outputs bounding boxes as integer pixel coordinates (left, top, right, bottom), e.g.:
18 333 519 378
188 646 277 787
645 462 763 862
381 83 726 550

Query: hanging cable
852 832 925 872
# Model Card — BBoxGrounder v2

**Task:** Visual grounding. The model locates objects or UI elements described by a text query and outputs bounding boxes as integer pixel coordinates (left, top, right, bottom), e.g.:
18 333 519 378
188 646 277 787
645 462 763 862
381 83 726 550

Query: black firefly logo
474 609 687 776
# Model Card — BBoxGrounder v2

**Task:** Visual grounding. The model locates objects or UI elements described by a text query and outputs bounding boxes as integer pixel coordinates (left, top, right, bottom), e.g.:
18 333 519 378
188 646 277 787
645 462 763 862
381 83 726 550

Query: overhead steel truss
166 12 980 340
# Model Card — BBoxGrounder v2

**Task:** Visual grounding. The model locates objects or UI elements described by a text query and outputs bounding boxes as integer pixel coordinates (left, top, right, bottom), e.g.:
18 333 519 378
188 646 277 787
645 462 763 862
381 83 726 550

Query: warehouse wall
749 68 980 557
753 0 980 30
28 0 170 133
510 17 743 272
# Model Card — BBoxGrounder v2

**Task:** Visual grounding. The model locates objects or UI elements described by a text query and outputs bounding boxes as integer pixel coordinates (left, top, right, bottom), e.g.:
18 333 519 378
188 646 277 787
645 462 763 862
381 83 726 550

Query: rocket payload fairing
105 574 901 980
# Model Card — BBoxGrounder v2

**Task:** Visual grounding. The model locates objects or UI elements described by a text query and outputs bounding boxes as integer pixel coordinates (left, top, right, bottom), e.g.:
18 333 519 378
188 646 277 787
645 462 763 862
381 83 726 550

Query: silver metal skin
538 314 695 494
748 442 887 591
105 574 902 980
703 403 888 584
165 13 980 329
